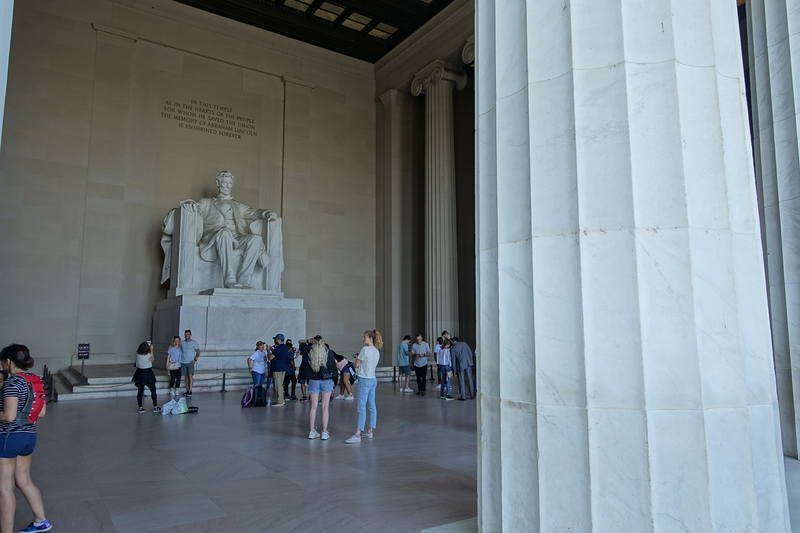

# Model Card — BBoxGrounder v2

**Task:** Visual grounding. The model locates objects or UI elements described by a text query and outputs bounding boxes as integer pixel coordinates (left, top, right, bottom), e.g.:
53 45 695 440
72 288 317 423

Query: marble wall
0 0 375 370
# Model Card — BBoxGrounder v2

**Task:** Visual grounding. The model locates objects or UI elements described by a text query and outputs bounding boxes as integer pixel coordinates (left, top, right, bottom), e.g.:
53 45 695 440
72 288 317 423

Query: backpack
176 397 189 414
15 373 45 424
251 385 267 407
161 399 177 415
241 387 254 408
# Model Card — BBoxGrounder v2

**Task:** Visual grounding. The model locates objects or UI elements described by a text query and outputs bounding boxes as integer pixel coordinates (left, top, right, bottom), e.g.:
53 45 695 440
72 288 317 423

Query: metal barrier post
393 366 397 384
221 372 227 392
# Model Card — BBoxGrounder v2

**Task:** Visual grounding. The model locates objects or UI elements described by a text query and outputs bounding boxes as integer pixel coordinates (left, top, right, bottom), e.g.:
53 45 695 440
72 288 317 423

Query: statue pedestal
152 290 306 370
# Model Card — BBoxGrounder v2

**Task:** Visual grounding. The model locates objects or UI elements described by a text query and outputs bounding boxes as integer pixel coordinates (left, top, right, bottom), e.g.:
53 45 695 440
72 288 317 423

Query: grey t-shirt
412 341 431 367
180 339 200 364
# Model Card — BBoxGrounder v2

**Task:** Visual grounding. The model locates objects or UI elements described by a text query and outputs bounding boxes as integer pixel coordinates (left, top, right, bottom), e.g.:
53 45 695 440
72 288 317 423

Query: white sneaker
344 395 354 401
321 431 330 440
345 434 362 444
406 388 414 393
364 431 374 439
308 430 320 440
334 394 345 400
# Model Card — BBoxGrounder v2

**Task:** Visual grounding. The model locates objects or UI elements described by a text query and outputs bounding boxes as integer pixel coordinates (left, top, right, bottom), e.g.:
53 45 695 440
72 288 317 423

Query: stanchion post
221 372 227 392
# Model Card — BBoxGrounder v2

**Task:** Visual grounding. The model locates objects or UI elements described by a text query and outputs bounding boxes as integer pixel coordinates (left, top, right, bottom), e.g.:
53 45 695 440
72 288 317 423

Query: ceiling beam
336 0 424 33
176 0 386 61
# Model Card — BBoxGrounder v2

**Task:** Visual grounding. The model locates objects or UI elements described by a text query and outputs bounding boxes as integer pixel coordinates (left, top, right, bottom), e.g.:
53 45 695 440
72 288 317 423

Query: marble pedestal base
152 289 305 370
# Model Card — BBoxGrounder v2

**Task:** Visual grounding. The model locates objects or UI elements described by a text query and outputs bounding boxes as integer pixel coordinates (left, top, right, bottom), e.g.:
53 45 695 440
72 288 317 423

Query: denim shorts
0 432 36 458
308 379 333 394
398 365 411 375
181 362 195 376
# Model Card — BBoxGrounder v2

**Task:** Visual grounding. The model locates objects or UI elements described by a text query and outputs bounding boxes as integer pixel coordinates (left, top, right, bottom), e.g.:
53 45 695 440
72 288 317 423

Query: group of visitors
131 329 200 414
251 330 381 444
396 330 475 400
301 330 381 444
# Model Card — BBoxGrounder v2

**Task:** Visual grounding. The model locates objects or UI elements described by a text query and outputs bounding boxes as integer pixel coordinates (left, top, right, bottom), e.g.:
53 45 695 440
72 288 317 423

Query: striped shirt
0 375 35 434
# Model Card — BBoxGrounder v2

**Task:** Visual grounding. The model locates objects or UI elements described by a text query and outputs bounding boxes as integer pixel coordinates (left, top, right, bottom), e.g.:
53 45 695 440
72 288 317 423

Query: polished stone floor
11 384 477 533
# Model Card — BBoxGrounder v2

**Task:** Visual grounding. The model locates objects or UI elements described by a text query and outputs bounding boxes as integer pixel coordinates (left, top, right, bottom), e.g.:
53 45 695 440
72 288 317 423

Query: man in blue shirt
396 335 412 393
179 329 201 397
268 334 291 406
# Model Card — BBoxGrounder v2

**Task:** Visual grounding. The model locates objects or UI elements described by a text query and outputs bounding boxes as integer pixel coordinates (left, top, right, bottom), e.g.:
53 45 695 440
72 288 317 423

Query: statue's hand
180 199 198 212
262 210 278 221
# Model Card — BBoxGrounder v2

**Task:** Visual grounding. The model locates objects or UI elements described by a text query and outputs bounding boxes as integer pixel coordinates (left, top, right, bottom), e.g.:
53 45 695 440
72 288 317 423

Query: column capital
461 35 474 65
410 59 467 96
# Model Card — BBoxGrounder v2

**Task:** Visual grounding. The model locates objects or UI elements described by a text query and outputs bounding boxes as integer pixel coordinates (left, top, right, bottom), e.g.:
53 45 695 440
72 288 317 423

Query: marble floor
11 384 477 533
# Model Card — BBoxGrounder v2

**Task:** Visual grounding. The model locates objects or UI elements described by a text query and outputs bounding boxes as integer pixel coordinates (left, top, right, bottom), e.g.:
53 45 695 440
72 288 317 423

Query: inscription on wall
160 98 257 140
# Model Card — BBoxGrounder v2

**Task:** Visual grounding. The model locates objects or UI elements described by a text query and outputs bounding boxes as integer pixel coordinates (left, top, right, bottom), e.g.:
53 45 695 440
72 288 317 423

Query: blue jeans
437 365 452 396
251 371 264 387
356 377 378 432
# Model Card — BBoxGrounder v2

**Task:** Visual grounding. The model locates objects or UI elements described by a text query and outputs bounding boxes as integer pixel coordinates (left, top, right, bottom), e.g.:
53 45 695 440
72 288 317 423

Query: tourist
297 338 313 401
334 353 356 400
132 341 160 414
411 333 432 396
268 334 291 406
345 329 382 444
283 339 298 401
307 337 336 440
437 339 454 400
248 341 268 387
165 336 182 397
396 335 413 393
180 329 200 397
450 337 475 401
441 330 451 342
0 344 51 533
433 336 443 392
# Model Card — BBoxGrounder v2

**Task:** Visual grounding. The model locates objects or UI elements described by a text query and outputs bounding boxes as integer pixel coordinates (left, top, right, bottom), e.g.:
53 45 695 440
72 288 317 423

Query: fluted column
412 60 466 341
476 1 790 532
0 0 13 149
748 0 800 459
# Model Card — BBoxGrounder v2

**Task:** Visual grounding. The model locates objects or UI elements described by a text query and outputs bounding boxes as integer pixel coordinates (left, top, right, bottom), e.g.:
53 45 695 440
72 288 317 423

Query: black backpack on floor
251 385 267 407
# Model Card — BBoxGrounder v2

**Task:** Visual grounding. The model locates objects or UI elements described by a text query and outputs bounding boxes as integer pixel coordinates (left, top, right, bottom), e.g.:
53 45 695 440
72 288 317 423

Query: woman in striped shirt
0 344 51 532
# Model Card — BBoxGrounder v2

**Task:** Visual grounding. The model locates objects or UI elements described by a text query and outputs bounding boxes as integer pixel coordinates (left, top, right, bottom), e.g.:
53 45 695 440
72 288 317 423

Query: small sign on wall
77 343 90 360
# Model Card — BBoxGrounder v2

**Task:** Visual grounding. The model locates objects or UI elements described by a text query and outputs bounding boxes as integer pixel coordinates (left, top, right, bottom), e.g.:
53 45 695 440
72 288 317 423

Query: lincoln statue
160 171 284 292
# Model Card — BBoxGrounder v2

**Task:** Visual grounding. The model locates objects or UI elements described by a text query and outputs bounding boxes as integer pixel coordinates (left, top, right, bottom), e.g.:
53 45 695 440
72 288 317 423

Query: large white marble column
378 89 420 363
476 1 791 531
412 60 466 341
0 0 13 149
747 0 800 459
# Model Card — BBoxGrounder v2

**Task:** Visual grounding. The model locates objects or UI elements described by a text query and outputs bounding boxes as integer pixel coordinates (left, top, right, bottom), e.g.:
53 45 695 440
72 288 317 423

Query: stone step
58 380 252 401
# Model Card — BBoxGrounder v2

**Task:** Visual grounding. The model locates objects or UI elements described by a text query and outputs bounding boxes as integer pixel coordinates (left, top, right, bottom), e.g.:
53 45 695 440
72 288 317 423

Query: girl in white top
345 329 383 444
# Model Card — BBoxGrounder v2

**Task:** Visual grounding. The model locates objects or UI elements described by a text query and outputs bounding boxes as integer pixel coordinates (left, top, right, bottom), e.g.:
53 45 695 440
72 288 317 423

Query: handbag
167 360 180 371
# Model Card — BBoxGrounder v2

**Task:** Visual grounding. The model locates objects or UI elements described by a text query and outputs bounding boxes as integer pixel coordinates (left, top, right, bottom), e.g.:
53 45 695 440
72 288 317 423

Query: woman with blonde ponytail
345 329 382 444
306 338 337 440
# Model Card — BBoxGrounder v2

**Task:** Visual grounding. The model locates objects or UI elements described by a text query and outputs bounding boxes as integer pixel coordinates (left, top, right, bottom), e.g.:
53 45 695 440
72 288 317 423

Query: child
437 339 454 400
334 353 356 400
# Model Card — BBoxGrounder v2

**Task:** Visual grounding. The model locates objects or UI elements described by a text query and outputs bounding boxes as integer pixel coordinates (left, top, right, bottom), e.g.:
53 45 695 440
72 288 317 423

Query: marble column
412 60 466 341
476 1 791 532
378 89 420 364
0 0 13 149
747 0 800 459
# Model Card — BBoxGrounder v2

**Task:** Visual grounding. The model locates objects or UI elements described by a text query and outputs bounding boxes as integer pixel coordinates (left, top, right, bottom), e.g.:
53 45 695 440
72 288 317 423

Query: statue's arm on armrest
160 208 177 285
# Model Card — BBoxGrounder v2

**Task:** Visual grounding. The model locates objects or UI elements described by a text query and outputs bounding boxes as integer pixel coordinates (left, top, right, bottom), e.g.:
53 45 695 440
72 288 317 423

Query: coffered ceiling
173 0 456 62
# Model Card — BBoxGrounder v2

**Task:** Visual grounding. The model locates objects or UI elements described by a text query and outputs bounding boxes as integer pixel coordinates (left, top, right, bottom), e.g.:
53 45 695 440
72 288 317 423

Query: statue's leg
214 229 237 287
237 234 265 288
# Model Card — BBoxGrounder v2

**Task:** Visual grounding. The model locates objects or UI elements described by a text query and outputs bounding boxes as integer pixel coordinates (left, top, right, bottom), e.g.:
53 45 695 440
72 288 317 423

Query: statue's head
215 171 235 197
